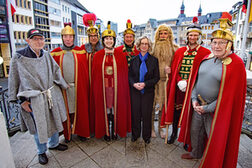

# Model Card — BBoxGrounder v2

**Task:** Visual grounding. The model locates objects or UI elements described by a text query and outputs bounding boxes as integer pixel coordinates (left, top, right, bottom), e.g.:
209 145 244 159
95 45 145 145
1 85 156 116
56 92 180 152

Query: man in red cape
178 12 246 168
116 19 139 68
160 17 211 144
92 22 131 140
51 23 90 142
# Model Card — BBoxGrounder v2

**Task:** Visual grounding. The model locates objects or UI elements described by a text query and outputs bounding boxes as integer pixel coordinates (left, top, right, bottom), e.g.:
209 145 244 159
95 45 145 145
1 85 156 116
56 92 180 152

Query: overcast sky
79 0 241 32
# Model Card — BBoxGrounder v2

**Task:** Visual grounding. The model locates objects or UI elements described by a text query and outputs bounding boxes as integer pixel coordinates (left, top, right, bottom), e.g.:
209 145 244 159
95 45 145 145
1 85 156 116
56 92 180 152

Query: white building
12 0 34 50
48 0 62 49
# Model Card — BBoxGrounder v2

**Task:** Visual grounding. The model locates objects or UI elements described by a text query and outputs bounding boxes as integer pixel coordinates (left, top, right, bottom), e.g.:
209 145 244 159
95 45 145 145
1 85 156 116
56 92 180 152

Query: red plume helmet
83 13 99 35
124 19 135 36
193 17 198 24
64 22 71 27
83 13 97 27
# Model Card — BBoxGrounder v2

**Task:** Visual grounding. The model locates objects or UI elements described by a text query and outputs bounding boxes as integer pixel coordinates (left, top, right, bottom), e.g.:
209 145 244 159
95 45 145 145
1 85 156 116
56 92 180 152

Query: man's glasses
211 41 227 46
32 37 45 41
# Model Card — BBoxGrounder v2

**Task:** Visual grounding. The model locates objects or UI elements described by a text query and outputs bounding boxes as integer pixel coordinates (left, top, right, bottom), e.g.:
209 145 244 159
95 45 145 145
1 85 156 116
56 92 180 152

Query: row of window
15 0 31 10
201 25 214 30
35 16 49 26
48 7 61 16
63 17 70 24
34 2 47 12
14 31 28 40
62 4 70 14
12 14 33 25
50 20 61 27
51 32 61 38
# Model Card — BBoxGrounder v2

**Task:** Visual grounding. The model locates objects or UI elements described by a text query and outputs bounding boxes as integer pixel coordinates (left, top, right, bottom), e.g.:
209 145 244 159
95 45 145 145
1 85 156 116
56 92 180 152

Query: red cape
160 46 211 127
91 48 131 138
178 53 246 168
51 46 91 139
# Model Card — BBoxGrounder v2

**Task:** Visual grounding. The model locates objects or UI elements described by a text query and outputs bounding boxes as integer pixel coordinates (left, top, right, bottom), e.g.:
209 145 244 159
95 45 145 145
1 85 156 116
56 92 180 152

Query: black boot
167 132 177 144
167 122 178 144
104 135 111 142
110 114 117 140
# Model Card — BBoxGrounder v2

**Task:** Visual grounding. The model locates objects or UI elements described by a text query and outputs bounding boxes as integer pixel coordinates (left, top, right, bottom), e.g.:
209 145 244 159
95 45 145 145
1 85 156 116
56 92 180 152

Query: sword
197 94 207 105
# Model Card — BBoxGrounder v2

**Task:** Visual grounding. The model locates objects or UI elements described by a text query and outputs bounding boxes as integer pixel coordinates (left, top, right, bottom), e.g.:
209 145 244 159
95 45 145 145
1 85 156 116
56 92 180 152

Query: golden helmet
61 23 75 35
123 19 135 36
187 17 202 35
102 21 116 38
83 13 99 35
211 12 234 42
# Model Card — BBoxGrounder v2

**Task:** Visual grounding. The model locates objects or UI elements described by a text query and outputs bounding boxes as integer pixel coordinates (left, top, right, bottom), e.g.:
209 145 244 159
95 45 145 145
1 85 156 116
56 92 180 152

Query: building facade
231 1 252 69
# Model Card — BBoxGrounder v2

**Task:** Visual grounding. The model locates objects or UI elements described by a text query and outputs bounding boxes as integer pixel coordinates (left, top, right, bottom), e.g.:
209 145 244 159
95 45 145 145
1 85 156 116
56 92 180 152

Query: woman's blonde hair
136 36 152 53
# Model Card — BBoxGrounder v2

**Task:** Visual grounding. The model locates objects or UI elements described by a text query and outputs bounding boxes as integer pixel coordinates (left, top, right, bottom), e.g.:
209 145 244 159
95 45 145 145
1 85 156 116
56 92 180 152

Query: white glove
177 80 187 92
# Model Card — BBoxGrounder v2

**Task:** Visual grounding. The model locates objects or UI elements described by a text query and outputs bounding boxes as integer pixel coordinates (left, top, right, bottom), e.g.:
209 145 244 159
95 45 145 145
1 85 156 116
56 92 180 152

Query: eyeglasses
140 43 149 46
32 37 45 41
211 41 227 46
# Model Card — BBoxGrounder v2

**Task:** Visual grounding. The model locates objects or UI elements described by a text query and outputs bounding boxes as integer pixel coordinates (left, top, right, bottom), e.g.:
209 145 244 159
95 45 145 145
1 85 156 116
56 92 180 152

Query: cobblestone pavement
9 130 252 168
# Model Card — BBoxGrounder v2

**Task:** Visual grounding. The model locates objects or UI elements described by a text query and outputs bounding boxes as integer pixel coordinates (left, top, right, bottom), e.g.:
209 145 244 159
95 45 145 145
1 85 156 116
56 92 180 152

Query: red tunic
160 46 211 127
51 46 90 140
178 53 246 168
91 48 131 138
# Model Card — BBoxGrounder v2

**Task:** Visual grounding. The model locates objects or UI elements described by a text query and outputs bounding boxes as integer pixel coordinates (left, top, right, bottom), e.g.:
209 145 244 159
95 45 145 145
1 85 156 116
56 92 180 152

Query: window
51 32 61 38
62 5 64 11
65 6 67 13
14 31 16 39
24 0 27 8
16 15 19 23
63 17 65 23
51 0 60 5
28 1 31 9
25 16 28 24
12 14 15 22
68 7 69 13
21 15 24 24
29 17 32 25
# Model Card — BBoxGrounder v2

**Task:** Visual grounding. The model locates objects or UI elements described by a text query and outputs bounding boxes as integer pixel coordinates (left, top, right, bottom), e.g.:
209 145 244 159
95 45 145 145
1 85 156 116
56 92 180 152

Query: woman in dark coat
129 36 160 144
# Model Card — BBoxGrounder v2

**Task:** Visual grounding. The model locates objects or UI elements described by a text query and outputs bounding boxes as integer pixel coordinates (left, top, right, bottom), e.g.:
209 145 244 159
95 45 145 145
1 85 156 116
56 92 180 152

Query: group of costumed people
8 10 246 167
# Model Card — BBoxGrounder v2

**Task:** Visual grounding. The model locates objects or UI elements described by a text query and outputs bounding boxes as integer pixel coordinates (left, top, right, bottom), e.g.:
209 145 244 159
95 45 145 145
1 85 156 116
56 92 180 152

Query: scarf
139 52 148 94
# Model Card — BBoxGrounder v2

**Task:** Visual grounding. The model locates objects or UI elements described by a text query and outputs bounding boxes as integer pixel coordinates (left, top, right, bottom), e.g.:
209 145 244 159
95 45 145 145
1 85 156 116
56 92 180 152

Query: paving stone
110 137 127 155
148 137 177 156
91 145 125 168
28 156 61 168
10 131 37 168
71 157 100 168
55 145 88 168
167 146 197 168
28 151 53 167
145 148 182 168
77 138 108 156
237 139 252 168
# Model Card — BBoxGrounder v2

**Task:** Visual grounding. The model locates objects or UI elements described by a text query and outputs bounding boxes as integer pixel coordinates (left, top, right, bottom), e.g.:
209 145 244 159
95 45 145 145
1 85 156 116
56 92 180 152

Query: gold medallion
105 66 113 75
184 51 188 55
192 51 197 55
222 57 232 65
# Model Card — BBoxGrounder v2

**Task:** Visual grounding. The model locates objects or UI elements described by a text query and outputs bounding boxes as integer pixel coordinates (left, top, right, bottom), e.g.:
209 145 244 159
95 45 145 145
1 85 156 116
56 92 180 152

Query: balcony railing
0 88 21 135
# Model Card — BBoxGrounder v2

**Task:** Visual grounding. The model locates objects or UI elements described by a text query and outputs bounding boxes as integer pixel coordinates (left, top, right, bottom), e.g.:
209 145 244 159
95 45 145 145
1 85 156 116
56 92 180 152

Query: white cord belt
41 85 55 109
